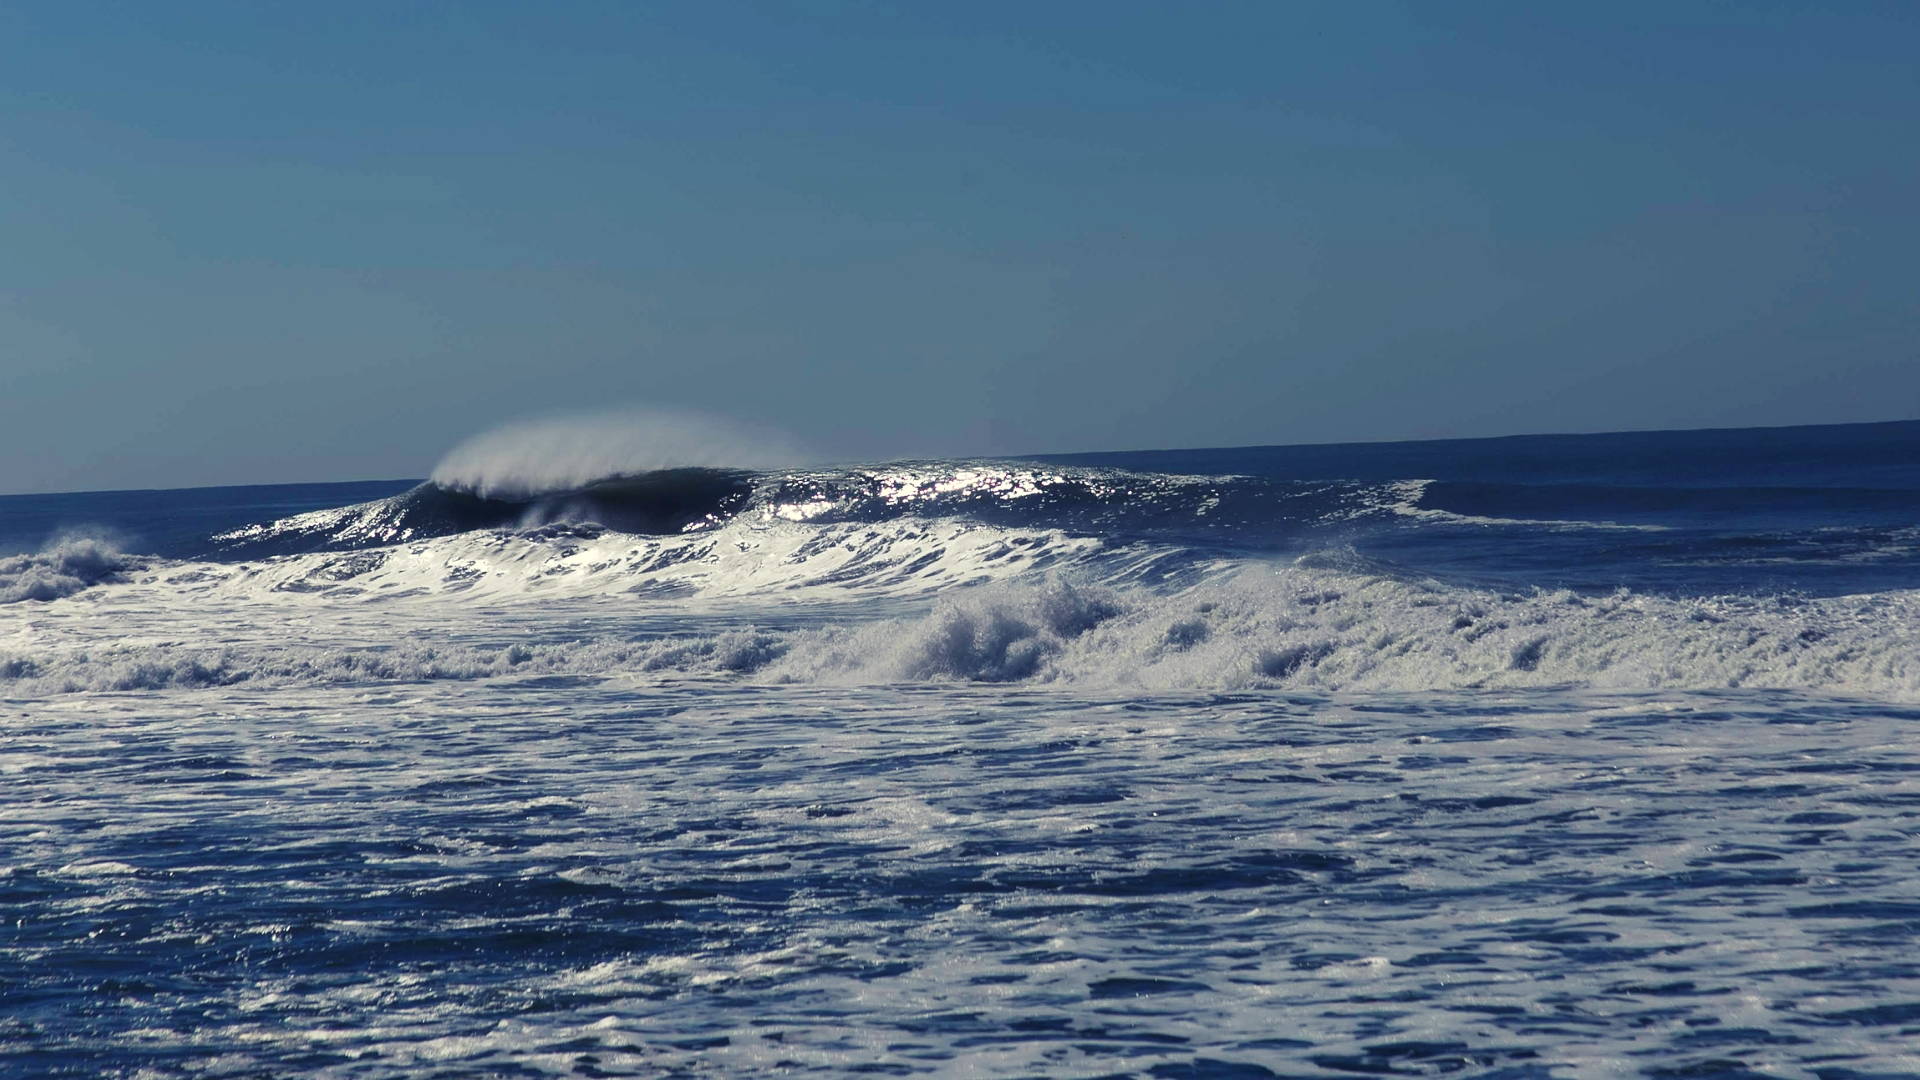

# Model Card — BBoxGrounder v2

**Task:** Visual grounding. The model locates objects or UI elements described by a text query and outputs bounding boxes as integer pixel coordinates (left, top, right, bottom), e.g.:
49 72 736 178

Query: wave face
199 454 1920 595
207 468 761 557
202 463 1433 560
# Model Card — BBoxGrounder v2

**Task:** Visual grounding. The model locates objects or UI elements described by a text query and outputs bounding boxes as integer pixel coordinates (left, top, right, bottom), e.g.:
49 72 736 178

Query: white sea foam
781 567 1920 695
0 537 137 604
7 536 1918 698
155 518 1135 604
17 672 1920 1076
430 408 809 498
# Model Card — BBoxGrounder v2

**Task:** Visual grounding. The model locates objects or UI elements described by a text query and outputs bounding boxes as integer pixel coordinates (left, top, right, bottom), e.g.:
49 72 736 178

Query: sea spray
430 408 810 499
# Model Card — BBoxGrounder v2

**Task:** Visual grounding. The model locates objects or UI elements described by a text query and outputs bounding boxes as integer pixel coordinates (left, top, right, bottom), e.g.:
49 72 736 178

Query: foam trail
430 408 809 499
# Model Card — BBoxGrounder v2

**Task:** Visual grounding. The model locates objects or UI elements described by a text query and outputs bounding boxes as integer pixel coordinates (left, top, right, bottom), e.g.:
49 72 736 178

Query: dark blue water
1035 419 1920 489
0 479 416 559
1032 419 1920 597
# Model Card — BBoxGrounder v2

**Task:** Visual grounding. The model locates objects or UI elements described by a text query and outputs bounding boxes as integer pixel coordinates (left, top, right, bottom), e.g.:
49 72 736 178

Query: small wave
1389 480 1667 532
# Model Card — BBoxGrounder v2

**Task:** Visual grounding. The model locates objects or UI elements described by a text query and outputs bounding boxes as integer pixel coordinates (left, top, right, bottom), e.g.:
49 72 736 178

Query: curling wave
208 468 761 557
205 462 1434 560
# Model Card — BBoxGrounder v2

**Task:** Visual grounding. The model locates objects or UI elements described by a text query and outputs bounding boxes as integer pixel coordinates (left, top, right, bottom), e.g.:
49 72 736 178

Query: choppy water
4 420 1920 1077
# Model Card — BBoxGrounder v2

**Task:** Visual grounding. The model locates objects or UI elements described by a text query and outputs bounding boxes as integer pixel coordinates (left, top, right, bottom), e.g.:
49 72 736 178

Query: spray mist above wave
429 408 809 500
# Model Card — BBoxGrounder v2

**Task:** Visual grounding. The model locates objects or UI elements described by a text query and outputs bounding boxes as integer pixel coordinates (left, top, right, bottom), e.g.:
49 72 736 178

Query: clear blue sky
3 1 1915 493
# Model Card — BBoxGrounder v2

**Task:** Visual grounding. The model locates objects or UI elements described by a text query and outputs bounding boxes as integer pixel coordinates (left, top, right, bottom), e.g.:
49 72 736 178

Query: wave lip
10 561 1920 699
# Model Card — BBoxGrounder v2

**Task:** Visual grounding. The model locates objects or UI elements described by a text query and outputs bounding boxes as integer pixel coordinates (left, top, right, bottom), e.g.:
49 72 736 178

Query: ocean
4 420 1919 1078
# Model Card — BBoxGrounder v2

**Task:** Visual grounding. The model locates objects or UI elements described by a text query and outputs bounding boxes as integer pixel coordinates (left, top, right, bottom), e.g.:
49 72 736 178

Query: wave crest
430 409 806 500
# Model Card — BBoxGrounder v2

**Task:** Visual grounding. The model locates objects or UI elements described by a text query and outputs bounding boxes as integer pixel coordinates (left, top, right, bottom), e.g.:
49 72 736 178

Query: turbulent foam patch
0 631 789 694
776 579 1128 683
0 537 137 604
8 558 1918 698
757 568 1920 695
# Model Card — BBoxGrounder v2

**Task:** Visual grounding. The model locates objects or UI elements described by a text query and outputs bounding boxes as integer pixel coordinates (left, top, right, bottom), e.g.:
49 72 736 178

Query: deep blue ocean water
4 421 1920 1077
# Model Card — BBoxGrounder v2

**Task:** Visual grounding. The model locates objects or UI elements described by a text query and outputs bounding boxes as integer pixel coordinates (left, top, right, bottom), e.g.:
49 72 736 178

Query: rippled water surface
7 680 1919 1078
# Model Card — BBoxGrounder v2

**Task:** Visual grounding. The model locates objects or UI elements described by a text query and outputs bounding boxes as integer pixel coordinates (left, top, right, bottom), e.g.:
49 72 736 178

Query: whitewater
5 418 1920 1078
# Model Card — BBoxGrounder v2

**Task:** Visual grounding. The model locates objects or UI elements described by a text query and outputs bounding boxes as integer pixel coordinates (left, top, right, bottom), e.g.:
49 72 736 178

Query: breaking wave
11 418 1918 700
7 562 1917 698
205 461 1432 560
0 537 138 604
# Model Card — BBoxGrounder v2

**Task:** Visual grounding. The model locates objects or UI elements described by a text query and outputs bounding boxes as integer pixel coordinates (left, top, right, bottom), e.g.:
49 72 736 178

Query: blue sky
3 1 1916 493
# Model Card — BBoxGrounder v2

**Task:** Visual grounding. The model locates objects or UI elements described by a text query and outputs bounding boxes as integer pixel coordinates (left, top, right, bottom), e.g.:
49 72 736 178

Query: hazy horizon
5 3 1917 493
6 411 1917 499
